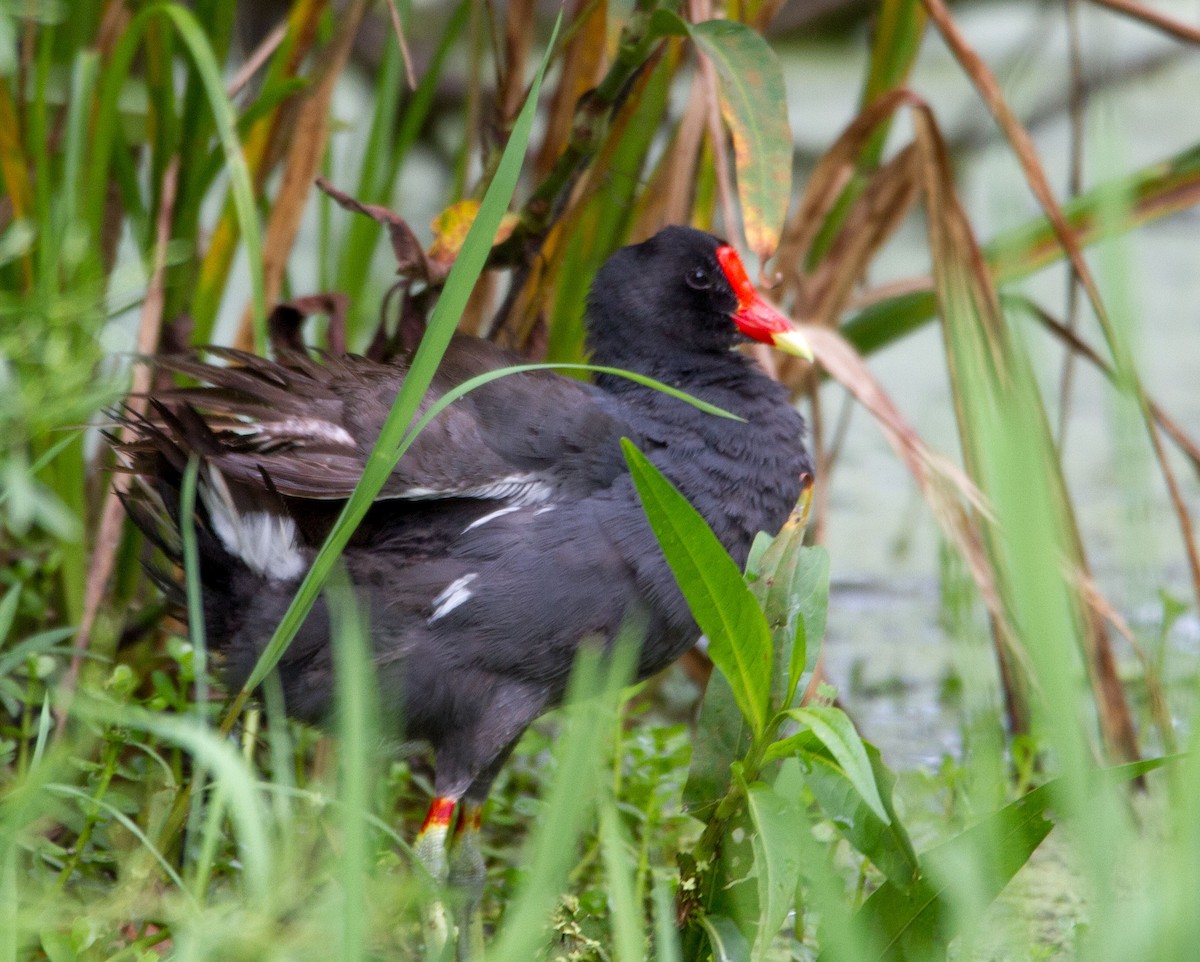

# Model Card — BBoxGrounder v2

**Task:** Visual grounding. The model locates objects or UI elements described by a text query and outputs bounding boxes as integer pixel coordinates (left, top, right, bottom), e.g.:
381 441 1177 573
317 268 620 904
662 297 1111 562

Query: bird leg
415 796 457 957
448 801 486 962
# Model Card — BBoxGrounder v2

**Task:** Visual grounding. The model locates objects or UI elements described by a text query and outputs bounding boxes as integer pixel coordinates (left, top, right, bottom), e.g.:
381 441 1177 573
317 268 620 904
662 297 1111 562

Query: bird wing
136 338 635 504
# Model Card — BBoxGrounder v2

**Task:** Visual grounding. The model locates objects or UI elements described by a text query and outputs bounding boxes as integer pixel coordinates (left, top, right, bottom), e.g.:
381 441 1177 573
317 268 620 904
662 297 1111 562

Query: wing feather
122 337 633 506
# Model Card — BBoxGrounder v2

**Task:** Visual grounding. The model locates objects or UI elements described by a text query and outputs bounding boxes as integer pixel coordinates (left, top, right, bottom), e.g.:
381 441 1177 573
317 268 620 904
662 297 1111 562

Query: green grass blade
599 800 645 962
622 439 771 736
0 583 20 644
841 143 1200 359
0 843 13 962
178 458 208 711
104 705 274 902
86 2 265 350
489 638 638 961
235 11 564 700
544 52 673 364
400 363 740 451
46 784 193 902
329 566 375 962
59 52 98 281
337 0 469 343
653 872 683 962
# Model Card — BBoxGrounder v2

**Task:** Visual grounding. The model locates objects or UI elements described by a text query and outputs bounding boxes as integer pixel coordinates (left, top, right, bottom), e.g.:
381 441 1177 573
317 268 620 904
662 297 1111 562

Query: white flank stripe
429 573 478 622
201 468 305 581
264 417 356 448
464 505 522 532
393 474 553 505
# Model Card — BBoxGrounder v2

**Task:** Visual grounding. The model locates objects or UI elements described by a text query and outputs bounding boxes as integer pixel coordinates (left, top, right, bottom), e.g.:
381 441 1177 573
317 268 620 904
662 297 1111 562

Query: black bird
115 225 812 911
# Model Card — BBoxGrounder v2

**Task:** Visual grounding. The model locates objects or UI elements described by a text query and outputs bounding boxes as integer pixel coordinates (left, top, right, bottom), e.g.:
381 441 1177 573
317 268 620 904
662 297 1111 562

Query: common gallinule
115 224 812 919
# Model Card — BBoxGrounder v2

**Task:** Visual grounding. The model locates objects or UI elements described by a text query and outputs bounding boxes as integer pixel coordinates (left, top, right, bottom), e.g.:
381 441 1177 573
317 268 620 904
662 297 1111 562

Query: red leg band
421 796 457 833
453 803 483 838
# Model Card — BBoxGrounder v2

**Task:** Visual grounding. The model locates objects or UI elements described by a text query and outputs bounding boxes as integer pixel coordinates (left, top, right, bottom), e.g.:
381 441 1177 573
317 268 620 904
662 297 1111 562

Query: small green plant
626 440 1174 962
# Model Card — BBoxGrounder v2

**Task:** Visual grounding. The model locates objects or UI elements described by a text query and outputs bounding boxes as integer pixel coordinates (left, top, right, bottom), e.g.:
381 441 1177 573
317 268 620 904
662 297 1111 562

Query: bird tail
109 401 307 647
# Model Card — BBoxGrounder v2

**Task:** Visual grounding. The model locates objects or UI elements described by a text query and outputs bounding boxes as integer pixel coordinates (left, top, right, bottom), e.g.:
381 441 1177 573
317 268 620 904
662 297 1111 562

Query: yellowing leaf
428 199 519 265
692 20 792 263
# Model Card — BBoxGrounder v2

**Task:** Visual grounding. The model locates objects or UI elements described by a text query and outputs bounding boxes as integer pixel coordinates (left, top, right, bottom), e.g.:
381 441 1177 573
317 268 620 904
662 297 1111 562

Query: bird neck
592 341 759 397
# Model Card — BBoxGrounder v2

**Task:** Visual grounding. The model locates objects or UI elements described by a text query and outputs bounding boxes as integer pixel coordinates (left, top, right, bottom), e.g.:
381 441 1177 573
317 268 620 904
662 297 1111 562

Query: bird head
586 226 812 367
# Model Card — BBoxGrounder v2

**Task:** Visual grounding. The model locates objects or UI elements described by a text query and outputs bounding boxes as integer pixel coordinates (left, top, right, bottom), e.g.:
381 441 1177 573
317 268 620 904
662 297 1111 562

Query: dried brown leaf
383 0 418 90
1087 0 1200 44
228 20 288 98
806 143 921 325
777 88 915 299
316 176 444 284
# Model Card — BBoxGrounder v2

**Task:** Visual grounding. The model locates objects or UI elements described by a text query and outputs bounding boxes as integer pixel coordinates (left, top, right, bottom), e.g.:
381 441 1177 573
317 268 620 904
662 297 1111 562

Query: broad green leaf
697 914 751 962
747 528 803 709
744 782 806 962
682 669 751 820
774 736 920 886
823 756 1174 962
685 482 819 817
790 705 888 823
623 440 772 735
39 930 72 962
845 789 1055 961
646 7 689 39
787 547 827 694
841 290 937 357
747 508 827 708
691 20 792 261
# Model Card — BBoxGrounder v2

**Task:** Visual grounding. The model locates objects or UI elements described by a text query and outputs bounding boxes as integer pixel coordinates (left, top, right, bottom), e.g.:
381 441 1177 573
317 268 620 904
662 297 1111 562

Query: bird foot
448 803 486 962
415 798 456 958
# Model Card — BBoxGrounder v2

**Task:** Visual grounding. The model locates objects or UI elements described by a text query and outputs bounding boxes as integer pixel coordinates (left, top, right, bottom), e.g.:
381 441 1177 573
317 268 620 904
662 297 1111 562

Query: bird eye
685 266 712 290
